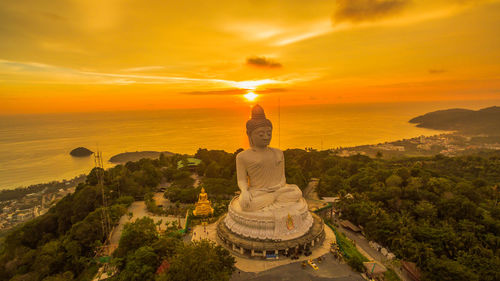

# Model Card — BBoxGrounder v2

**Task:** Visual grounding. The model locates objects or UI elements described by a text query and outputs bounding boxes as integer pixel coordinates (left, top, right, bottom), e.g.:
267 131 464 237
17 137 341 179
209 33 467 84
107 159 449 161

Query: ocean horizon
1 100 499 190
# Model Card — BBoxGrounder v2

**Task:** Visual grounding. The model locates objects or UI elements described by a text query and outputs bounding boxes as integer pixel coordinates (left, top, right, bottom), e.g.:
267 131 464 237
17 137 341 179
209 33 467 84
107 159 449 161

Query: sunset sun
244 92 258 102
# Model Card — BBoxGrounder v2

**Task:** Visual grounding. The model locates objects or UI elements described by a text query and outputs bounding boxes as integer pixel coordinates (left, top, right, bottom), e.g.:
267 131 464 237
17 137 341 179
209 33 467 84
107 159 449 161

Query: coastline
2 103 498 191
4 131 500 192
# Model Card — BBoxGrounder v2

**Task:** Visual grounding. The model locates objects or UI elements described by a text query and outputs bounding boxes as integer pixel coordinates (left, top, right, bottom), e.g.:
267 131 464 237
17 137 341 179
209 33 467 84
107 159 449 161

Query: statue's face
250 126 272 148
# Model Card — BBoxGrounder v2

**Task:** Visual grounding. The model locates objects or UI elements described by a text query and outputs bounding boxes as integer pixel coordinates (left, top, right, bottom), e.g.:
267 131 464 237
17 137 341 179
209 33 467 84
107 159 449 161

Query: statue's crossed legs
240 184 302 212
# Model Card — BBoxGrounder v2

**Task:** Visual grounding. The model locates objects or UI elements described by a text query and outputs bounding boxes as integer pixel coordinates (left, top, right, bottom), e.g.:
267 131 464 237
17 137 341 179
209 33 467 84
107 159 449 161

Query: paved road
303 178 320 200
191 173 201 188
230 254 364 281
109 194 186 250
334 219 410 281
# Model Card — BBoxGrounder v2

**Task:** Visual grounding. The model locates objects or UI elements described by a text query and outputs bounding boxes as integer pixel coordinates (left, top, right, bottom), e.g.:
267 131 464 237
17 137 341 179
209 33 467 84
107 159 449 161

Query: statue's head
246 104 273 148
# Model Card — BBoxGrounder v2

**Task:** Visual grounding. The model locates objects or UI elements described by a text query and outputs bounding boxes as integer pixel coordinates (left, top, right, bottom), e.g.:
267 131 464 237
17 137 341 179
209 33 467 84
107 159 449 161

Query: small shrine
193 187 214 216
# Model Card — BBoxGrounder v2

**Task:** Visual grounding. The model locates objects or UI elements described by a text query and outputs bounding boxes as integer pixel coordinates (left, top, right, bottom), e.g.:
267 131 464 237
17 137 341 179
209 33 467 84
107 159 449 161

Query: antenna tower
278 96 281 149
94 150 112 256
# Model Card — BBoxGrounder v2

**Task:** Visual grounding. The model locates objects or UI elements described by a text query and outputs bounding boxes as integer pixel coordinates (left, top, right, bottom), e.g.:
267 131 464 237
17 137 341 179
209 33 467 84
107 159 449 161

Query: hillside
109 151 174 163
1 148 498 280
409 106 500 135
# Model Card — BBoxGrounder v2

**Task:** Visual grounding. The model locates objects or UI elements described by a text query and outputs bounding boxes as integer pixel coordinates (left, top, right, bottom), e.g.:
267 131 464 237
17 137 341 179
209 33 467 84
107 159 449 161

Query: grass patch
326 222 368 272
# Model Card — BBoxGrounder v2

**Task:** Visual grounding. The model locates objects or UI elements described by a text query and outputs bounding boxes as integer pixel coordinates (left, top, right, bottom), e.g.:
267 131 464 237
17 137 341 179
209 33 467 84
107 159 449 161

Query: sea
1 100 498 190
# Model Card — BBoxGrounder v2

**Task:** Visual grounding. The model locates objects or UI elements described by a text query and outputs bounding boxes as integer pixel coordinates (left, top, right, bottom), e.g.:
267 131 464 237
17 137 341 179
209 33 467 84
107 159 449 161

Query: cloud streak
0 59 234 86
0 59 297 92
183 87 287 96
274 1 480 46
121 66 165 72
183 89 247 96
332 0 411 24
429 68 447 74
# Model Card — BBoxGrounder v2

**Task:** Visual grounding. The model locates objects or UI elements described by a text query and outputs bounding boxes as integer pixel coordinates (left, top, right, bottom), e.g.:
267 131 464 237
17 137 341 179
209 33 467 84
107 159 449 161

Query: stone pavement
191 221 218 242
230 254 364 281
109 200 186 249
189 219 364 280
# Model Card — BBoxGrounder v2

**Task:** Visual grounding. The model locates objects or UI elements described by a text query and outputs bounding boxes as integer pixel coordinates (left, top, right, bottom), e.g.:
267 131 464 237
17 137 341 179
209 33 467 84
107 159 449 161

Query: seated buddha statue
193 187 214 216
224 105 313 240
237 105 302 211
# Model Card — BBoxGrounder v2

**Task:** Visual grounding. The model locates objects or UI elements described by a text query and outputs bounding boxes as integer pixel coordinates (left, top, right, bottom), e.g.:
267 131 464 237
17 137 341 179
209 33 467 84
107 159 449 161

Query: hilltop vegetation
409 106 500 135
317 152 500 281
195 148 500 280
109 151 174 164
0 152 234 281
0 147 498 281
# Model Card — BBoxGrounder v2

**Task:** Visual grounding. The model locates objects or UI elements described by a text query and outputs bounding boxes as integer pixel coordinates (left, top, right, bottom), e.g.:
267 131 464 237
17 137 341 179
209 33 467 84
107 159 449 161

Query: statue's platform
217 212 325 259
224 196 314 241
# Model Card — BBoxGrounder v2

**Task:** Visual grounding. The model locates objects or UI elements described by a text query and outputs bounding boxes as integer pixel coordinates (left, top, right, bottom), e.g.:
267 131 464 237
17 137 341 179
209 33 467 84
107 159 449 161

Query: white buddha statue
237 105 302 211
224 105 313 241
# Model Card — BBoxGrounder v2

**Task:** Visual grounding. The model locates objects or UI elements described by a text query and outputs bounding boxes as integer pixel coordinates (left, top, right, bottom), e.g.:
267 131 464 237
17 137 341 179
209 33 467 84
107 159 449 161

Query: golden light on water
244 92 258 102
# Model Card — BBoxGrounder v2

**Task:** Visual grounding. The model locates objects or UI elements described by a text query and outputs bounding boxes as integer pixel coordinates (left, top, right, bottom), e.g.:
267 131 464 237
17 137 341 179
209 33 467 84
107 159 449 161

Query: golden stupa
193 187 214 216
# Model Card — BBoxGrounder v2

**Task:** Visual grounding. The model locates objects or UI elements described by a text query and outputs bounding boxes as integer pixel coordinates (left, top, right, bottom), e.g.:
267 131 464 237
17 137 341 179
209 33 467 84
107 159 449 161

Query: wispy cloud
255 87 287 94
0 59 233 86
219 22 283 40
183 89 247 96
80 70 237 86
0 59 299 91
272 20 342 46
429 68 447 74
121 66 165 72
183 87 287 96
229 1 497 47
332 0 411 24
272 4 471 46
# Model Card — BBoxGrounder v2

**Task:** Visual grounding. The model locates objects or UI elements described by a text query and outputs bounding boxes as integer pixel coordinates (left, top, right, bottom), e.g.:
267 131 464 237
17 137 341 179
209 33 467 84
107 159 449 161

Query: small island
69 147 94 157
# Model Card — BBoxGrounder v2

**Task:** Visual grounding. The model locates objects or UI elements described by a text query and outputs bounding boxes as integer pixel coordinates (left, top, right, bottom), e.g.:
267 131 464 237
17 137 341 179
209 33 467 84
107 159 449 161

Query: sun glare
236 79 278 90
244 92 258 101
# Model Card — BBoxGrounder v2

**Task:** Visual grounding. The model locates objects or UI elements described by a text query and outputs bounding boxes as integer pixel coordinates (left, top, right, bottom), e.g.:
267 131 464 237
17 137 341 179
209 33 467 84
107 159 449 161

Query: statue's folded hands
239 189 253 210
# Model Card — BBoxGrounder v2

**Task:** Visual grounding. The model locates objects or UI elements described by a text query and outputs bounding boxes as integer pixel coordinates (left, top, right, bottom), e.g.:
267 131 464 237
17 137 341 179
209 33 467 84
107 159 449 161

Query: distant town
334 133 500 158
0 175 85 232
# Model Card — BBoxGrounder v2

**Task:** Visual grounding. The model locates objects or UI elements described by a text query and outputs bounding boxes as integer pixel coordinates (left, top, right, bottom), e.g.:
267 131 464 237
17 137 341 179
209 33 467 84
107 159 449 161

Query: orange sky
1 0 499 114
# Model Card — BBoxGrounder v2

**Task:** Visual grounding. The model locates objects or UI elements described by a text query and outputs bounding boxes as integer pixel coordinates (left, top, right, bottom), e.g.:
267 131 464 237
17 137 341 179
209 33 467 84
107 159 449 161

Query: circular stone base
217 212 325 259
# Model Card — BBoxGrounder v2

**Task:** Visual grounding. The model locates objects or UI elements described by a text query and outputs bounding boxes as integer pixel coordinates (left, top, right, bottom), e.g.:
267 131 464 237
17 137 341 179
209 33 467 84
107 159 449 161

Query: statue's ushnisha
224 105 313 240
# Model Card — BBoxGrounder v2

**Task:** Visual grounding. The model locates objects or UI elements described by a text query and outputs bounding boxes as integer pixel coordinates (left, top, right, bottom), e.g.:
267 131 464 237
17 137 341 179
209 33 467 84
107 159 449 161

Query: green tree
414 201 437 219
386 174 403 187
115 217 158 258
161 240 235 281
42 271 74 281
425 257 479 281
117 246 159 281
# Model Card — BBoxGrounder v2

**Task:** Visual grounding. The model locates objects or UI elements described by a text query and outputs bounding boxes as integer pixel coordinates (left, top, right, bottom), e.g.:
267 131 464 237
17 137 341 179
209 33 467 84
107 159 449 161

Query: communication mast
278 96 281 149
94 150 112 256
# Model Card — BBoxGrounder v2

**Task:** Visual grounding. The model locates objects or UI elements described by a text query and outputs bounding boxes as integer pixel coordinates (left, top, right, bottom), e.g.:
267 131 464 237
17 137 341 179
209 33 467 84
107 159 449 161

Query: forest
0 153 235 281
0 148 498 281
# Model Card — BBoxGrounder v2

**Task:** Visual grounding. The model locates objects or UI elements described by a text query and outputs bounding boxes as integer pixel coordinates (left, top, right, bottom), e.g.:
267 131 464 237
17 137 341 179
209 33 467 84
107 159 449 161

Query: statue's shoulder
236 149 252 160
268 147 282 152
268 147 284 154
268 147 284 160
